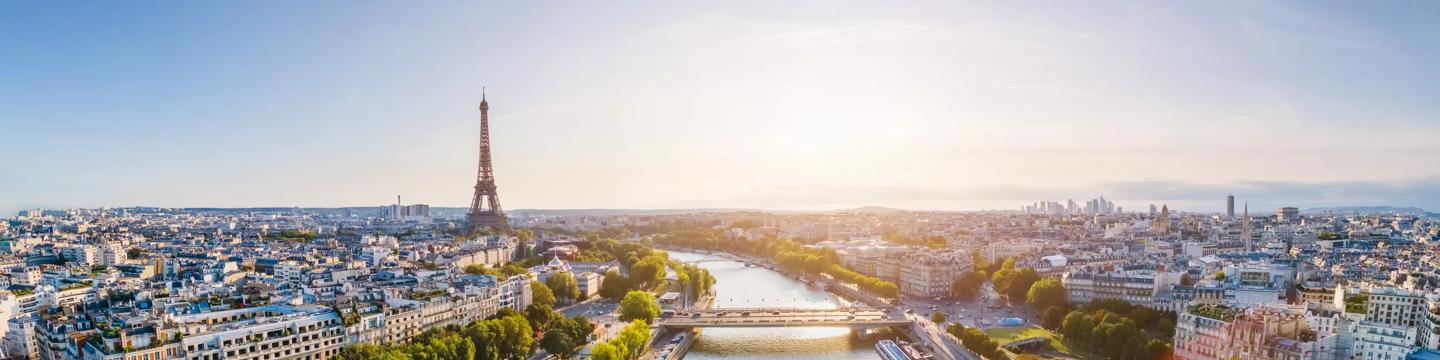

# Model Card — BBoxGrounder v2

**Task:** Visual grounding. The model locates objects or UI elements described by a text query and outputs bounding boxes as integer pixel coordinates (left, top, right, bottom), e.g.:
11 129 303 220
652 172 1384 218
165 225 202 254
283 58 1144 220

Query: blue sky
2 1 1439 214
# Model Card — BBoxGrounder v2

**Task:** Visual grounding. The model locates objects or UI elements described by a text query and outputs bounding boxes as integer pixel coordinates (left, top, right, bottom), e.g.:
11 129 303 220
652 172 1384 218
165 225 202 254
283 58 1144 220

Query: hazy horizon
4 1 1439 215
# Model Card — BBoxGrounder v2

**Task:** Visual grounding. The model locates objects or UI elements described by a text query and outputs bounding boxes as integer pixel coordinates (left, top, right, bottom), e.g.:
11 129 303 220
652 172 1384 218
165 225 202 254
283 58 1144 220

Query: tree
499 264 529 277
546 272 582 303
1026 277 1068 311
1006 268 1041 300
991 268 1016 297
407 333 474 360
539 331 575 359
515 229 534 258
629 257 666 289
953 327 1002 359
531 281 556 308
600 268 630 299
337 344 409 360
615 320 650 360
1061 311 1093 343
1146 338 1173 360
1127 306 1158 329
542 316 594 359
931 311 947 324
466 313 534 360
525 304 555 330
952 271 987 300
465 264 499 276
619 291 661 324
1042 306 1066 330
589 342 624 360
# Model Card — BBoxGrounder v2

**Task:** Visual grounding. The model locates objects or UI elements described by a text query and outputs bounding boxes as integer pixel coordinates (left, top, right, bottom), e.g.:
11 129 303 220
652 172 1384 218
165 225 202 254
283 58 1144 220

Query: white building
1352 321 1415 360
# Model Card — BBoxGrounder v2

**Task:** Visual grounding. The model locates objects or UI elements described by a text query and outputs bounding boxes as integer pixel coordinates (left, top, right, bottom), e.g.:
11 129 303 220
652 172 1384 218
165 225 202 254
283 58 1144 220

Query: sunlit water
667 251 881 360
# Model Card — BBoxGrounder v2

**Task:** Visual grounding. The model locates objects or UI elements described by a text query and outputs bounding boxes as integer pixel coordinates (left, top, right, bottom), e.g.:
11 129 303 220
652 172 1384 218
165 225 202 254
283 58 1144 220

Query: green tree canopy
531 281 556 308
546 272 582 303
619 291 661 324
1006 268 1041 300
1026 277 1068 311
589 342 624 360
599 268 630 299
952 271 987 300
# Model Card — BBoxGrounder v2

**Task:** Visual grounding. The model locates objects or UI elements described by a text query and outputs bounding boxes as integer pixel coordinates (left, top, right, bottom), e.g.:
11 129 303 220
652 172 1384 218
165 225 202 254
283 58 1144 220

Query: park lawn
983 326 1090 359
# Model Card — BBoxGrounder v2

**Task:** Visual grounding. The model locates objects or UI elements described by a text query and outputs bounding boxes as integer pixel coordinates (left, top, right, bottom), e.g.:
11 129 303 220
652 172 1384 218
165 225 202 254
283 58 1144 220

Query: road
527 299 625 360
896 283 1038 329
560 298 619 319
907 313 979 360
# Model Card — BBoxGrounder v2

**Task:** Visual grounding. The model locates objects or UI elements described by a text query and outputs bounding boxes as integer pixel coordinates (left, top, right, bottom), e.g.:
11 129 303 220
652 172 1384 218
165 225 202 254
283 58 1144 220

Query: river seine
667 250 881 360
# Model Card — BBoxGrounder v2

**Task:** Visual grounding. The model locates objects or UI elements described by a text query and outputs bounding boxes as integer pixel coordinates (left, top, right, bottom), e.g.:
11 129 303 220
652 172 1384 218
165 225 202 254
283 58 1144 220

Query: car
741 312 751 316
691 313 701 318
904 309 914 314
981 320 992 325
772 311 781 315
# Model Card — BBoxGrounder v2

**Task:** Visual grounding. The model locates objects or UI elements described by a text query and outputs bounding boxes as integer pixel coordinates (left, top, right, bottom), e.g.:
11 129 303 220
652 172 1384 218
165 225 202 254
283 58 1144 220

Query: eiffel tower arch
465 91 513 236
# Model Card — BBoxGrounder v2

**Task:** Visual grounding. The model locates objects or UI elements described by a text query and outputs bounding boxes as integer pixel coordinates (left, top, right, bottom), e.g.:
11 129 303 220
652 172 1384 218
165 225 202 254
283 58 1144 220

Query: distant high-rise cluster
1277 206 1299 222
383 195 431 222
1022 196 1118 215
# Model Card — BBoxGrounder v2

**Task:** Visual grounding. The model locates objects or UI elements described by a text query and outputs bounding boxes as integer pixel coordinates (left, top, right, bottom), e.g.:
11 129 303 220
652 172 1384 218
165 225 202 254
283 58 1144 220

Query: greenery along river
666 250 881 360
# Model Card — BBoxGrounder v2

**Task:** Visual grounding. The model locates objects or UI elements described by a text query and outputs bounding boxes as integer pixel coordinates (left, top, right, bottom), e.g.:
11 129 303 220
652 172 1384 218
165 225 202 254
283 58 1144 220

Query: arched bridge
657 307 911 329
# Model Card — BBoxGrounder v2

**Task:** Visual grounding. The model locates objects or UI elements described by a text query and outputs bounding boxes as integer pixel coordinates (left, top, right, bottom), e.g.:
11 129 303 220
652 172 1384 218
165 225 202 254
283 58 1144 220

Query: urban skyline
4 2 1440 360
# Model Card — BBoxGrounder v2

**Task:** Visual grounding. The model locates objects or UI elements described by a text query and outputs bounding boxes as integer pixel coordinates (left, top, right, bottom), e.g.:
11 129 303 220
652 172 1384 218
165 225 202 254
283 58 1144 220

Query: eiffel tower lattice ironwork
465 90 512 235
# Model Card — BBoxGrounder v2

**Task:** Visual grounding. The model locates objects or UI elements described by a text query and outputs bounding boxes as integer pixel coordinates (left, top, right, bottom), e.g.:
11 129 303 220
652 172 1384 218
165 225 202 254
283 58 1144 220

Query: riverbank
657 249 892 360
655 245 892 308
661 247 964 360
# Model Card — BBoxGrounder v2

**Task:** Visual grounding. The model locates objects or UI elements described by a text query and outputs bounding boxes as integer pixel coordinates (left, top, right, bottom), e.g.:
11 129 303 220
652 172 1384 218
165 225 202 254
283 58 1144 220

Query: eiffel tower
465 90 512 235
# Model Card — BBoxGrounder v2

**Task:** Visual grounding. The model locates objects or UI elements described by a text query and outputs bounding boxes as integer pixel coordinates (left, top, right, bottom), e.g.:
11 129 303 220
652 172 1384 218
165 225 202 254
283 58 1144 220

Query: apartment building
173 304 346 360
1062 269 1172 309
1353 321 1415 360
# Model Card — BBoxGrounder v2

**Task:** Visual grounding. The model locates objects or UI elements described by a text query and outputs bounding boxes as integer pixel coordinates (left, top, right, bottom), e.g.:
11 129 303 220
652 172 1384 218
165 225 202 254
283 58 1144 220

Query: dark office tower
1227 194 1235 218
465 91 513 235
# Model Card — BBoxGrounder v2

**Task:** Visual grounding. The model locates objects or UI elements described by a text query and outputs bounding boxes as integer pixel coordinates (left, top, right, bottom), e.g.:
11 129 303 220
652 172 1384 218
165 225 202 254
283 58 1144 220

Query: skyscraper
1226 194 1235 218
1241 202 1252 251
1277 207 1299 222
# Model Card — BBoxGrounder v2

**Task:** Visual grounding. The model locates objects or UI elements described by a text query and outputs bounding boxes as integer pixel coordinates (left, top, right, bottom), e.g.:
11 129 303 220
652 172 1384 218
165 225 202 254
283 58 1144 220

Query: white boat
876 340 913 360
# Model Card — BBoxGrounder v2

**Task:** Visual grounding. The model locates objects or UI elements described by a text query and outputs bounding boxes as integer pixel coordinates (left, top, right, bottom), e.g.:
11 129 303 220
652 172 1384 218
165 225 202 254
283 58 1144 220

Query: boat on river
875 340 913 360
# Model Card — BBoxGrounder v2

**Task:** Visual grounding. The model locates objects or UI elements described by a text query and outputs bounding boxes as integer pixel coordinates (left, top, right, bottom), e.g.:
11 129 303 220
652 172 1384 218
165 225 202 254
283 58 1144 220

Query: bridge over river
657 307 912 329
